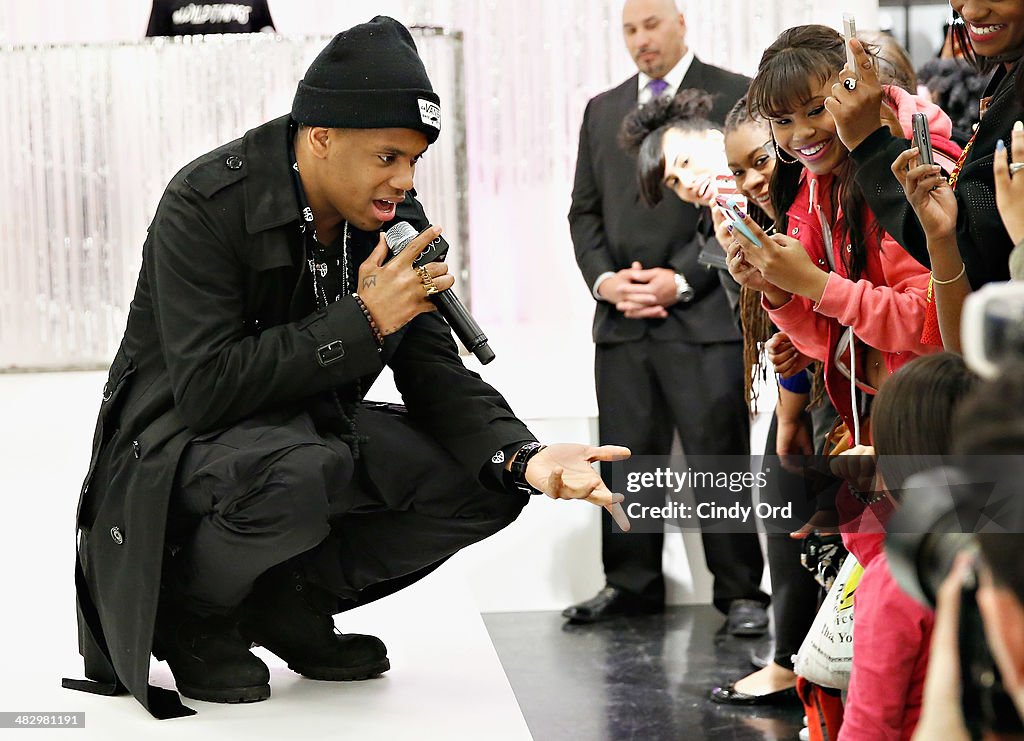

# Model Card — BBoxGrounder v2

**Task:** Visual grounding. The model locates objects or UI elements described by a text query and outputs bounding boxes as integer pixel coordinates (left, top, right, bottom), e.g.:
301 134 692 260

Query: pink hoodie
763 86 958 429
884 84 962 172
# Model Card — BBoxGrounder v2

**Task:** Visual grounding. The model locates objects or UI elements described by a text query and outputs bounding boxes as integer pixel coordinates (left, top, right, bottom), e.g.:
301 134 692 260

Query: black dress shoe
710 682 799 706
561 587 662 624
727 599 769 637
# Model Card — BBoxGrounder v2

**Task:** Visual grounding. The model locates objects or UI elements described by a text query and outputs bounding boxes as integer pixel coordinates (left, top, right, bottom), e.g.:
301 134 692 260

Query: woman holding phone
829 1 1024 289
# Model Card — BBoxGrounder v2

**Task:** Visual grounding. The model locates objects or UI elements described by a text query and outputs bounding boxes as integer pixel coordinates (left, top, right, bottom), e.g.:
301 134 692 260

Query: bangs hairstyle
747 25 846 121
619 88 718 207
746 24 882 282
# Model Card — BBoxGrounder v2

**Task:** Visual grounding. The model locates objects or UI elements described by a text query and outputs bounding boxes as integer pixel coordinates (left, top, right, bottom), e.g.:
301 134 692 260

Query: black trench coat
64 115 533 719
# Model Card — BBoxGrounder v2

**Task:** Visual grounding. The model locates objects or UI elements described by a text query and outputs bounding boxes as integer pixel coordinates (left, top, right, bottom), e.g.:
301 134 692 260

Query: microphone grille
384 221 418 255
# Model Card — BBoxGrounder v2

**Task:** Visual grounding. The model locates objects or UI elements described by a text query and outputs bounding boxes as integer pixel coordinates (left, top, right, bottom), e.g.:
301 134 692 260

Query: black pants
166 405 528 615
595 338 767 612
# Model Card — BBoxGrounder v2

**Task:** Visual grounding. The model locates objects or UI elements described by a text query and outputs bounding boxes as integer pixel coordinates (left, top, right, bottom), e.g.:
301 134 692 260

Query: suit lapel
611 74 639 118
680 57 707 94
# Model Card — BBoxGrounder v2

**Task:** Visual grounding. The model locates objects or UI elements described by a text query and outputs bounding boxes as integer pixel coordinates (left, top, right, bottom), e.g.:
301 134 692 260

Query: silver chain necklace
308 220 350 310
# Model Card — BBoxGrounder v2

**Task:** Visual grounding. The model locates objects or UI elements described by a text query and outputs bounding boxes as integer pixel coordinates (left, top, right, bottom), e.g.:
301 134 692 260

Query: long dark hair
949 11 1024 110
872 352 977 492
619 89 719 207
747 25 884 281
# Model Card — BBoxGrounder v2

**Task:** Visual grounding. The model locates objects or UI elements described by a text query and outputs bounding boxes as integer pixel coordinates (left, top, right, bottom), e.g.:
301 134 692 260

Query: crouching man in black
65 16 629 719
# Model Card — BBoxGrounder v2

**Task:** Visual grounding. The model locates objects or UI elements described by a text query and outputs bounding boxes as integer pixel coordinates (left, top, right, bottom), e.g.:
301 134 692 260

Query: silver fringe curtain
0 30 466 369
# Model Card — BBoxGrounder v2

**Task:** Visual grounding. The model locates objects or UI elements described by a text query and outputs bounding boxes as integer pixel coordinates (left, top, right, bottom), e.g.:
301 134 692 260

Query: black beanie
292 16 441 143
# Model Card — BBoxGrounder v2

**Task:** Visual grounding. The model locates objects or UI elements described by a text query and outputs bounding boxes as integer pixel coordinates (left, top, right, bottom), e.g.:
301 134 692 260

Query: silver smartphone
842 13 857 74
911 112 935 166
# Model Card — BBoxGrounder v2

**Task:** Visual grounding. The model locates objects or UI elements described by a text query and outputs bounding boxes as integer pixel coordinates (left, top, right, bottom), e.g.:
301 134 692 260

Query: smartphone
911 112 935 167
716 194 762 248
842 13 857 74
712 175 747 211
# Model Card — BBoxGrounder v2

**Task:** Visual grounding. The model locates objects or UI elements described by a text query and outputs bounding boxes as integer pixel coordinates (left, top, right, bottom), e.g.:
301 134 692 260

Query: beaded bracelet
352 293 384 348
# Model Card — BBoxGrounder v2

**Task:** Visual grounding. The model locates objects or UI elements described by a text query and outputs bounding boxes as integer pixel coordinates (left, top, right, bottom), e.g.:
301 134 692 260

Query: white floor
0 322 772 738
0 371 534 739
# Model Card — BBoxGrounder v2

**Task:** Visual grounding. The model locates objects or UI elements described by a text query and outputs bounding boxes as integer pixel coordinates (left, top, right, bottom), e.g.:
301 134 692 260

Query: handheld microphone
384 221 495 365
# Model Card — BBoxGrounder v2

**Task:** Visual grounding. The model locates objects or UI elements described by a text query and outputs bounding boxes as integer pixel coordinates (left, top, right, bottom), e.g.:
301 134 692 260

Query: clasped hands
598 262 678 319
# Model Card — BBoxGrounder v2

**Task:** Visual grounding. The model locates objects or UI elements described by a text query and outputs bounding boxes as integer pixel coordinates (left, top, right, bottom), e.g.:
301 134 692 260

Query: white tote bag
793 554 863 690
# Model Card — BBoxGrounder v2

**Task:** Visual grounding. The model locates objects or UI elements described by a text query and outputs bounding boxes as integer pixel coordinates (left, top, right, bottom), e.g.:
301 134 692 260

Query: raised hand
994 121 1024 245
729 212 827 304
891 147 957 240
825 38 885 153
357 226 455 336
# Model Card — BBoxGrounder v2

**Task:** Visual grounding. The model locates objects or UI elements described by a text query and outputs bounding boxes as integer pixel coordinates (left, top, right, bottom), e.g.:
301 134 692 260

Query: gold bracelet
932 263 966 285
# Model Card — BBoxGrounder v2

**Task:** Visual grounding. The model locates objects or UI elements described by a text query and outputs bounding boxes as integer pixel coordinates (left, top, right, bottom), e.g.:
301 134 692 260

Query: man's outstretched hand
524 444 632 531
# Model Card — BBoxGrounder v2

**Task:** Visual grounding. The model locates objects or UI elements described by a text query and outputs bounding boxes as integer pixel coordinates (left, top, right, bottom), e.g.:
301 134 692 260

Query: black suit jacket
569 57 749 344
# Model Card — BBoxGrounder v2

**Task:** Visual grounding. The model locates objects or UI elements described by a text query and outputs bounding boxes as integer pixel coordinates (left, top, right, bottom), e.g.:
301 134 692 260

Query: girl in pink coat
722 25 958 438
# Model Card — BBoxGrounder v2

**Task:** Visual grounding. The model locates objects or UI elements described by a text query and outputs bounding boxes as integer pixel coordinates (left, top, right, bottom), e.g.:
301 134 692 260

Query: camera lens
886 467 980 607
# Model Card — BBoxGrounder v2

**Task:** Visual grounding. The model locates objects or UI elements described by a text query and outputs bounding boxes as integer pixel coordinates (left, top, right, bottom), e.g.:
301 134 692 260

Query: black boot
153 607 271 703
239 566 390 681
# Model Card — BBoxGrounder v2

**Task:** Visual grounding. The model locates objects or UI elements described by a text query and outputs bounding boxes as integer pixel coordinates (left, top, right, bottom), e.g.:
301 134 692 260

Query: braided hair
724 97 825 413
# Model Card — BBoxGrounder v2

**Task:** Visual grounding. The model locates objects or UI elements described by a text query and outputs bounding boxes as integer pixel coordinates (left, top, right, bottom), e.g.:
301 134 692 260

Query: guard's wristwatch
674 273 695 302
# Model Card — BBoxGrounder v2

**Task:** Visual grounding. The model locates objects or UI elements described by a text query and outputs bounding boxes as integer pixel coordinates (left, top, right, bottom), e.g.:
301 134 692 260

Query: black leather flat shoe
710 682 799 706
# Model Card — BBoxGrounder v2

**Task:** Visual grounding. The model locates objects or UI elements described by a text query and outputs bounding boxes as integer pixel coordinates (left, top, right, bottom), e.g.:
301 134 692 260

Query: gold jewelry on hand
416 265 439 296
932 263 966 285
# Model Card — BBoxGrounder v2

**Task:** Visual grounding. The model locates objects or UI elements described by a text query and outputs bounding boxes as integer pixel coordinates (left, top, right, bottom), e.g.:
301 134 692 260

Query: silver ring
1010 162 1024 176
843 77 857 91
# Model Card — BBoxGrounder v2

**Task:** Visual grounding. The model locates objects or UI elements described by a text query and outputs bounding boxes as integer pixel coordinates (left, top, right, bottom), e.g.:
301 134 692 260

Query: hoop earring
773 139 799 165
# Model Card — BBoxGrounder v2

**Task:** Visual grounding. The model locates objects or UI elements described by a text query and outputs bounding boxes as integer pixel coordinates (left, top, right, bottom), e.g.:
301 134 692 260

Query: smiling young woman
837 0 1024 288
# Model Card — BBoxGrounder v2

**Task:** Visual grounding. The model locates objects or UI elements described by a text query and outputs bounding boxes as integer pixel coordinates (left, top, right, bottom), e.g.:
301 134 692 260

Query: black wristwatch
507 442 548 495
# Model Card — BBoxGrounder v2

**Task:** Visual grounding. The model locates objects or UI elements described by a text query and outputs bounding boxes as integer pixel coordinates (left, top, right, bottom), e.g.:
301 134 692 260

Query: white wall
0 0 870 611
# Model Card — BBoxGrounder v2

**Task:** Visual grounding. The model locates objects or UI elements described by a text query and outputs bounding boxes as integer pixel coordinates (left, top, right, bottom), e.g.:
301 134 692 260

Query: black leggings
762 402 840 670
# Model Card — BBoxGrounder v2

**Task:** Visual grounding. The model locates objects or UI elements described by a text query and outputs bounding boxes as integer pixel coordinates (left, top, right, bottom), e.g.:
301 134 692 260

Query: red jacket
764 87 957 428
838 550 933 741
